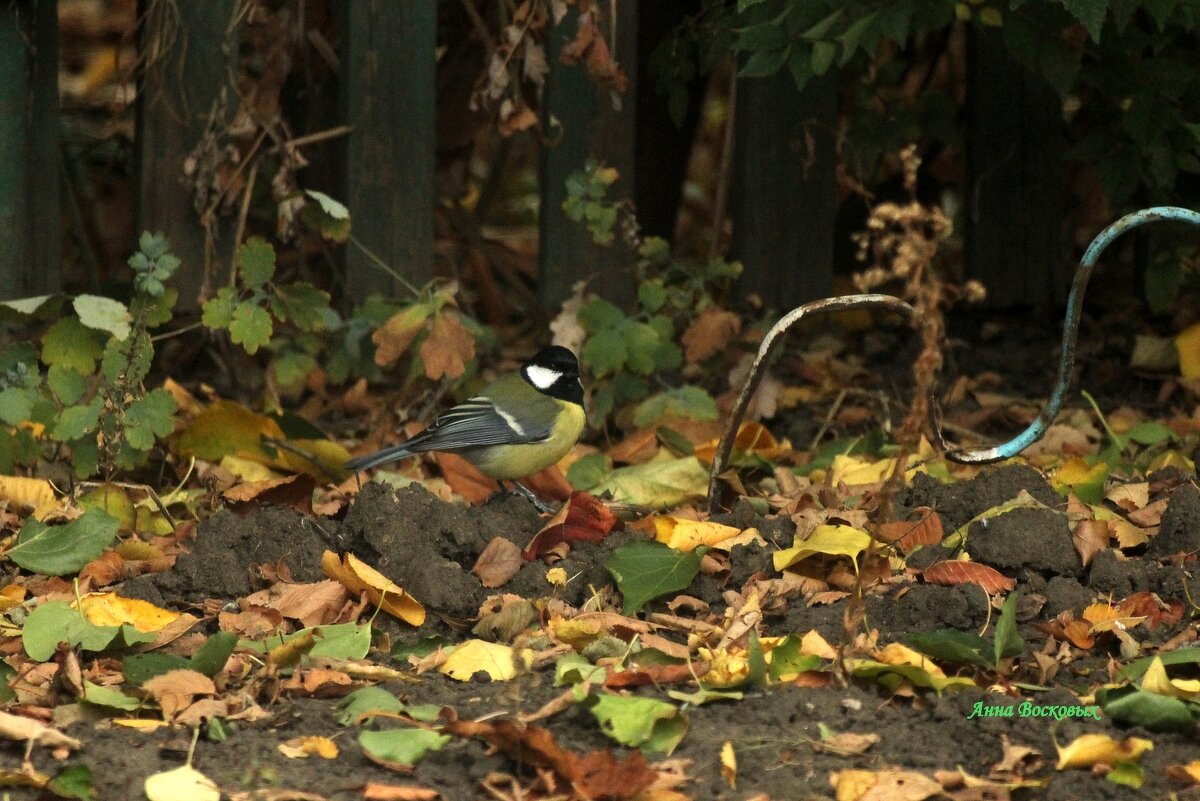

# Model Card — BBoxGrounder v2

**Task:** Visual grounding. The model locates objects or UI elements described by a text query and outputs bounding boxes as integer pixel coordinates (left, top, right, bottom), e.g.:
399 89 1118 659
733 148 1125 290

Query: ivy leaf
52 398 103 442
73 295 131 340
9 509 120 576
238 237 276 289
229 303 273 354
604 541 704 614
41 318 103 373
123 389 178 451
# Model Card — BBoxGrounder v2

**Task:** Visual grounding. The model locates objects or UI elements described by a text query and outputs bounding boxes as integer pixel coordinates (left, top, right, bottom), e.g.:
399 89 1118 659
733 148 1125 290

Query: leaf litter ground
4 315 1200 800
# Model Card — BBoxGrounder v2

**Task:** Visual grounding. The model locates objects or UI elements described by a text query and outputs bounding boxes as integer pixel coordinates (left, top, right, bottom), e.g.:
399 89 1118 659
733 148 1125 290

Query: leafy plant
0 232 181 477
561 162 742 427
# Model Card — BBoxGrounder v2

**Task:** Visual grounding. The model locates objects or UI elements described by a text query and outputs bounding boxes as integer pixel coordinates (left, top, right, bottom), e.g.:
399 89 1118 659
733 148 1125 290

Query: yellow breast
471 400 586 480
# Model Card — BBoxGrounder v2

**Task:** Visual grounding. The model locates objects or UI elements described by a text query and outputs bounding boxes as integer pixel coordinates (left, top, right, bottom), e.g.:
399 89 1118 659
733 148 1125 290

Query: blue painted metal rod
939 205 1200 463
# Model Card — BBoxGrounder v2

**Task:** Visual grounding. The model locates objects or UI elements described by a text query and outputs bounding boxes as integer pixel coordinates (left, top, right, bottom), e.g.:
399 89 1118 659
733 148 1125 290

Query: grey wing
405 397 552 452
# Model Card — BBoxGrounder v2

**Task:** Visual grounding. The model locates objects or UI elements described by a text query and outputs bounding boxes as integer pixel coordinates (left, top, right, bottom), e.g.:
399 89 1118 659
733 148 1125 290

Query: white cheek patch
525 365 562 390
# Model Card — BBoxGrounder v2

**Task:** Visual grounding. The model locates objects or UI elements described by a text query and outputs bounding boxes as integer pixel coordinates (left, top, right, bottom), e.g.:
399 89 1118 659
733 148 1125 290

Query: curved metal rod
707 294 919 512
935 205 1200 464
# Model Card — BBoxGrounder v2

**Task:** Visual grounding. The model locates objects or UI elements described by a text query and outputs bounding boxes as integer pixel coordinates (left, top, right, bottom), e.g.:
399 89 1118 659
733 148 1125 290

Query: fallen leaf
79 592 180 632
1071 518 1109 567
144 764 220 801
1166 760 1200 786
523 492 618 560
278 736 339 759
720 741 737 788
653 517 741 552
921 560 1015 594
142 670 217 720
439 639 527 681
322 551 425 626
361 784 441 800
875 510 943 554
774 525 872 572
1055 733 1153 770
472 537 524 588
829 768 941 801
0 710 81 750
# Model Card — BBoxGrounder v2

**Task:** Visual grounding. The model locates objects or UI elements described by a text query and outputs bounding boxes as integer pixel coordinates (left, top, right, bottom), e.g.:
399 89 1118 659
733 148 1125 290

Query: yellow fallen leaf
0 475 56 516
1176 321 1200 379
0 584 26 613
876 643 948 678
1140 657 1200 701
144 764 220 801
801 630 838 660
720 741 736 789
78 592 180 632
1055 733 1153 770
831 769 941 801
1051 458 1109 497
321 551 425 626
278 735 339 759
774 524 872 572
653 517 742 552
1167 760 1200 785
439 639 527 682
698 646 751 688
112 719 169 731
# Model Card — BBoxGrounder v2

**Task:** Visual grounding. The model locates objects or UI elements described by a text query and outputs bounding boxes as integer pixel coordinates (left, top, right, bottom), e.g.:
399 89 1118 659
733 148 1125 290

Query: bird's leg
498 480 557 514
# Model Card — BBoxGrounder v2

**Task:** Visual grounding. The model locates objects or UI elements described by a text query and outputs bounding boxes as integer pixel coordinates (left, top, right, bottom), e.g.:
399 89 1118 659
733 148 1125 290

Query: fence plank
136 0 236 308
730 70 837 307
964 27 1065 307
341 1 436 304
538 3 638 309
0 0 59 299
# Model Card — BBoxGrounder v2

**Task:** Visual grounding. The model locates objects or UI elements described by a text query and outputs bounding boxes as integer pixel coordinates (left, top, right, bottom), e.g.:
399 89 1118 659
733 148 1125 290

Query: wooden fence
1 2 1066 312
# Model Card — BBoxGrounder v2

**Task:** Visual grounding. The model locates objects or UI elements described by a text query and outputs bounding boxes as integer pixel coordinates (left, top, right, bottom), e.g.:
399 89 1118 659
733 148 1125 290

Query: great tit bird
346 346 585 510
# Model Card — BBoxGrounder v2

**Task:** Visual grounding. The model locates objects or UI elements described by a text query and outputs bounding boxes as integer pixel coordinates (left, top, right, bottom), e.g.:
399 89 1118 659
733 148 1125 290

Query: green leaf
0 386 36 425
122 653 190 686
811 41 837 75
123 389 178 452
22 601 152 661
47 366 88 405
768 635 827 681
1096 686 1199 732
637 279 667 312
52 398 103 442
1119 646 1200 681
336 686 405 725
9 508 120 576
739 47 789 78
587 692 687 754
190 631 238 677
274 282 330 332
1106 761 1144 789
309 622 372 660
1125 421 1176 446
577 298 626 333
735 20 788 52
238 237 276 289
592 456 709 510
838 10 879 61
358 729 450 767
993 592 1024 665
48 764 95 801
554 653 606 686
201 286 237 330
301 190 351 243
100 331 152 385
567 453 611 490
229 303 273 355
800 8 843 40
73 295 131 339
605 541 703 614
633 386 719 427
623 322 667 375
41 317 103 373
82 681 142 711
905 630 991 667
270 351 318 393
1060 0 1108 42
582 328 627 378
391 635 454 661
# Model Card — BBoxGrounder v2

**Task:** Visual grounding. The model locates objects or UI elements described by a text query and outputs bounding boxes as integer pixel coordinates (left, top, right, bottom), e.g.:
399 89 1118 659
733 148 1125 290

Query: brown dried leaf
1072 519 1109 568
876 509 943 554
142 669 216 720
419 310 475 380
373 305 429 367
0 710 81 751
361 784 441 800
473 537 524 588
681 308 742 365
523 492 618 560
921 560 1015 594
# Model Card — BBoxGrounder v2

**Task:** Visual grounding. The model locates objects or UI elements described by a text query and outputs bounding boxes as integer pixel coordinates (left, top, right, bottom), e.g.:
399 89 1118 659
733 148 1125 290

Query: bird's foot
500 481 558 514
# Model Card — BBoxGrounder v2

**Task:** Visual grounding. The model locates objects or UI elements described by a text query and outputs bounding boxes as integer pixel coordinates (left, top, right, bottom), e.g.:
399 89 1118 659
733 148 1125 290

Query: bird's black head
522 346 584 406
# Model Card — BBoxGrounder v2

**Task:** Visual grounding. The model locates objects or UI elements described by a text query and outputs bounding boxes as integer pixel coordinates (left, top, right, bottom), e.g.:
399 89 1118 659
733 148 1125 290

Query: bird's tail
345 444 415 472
